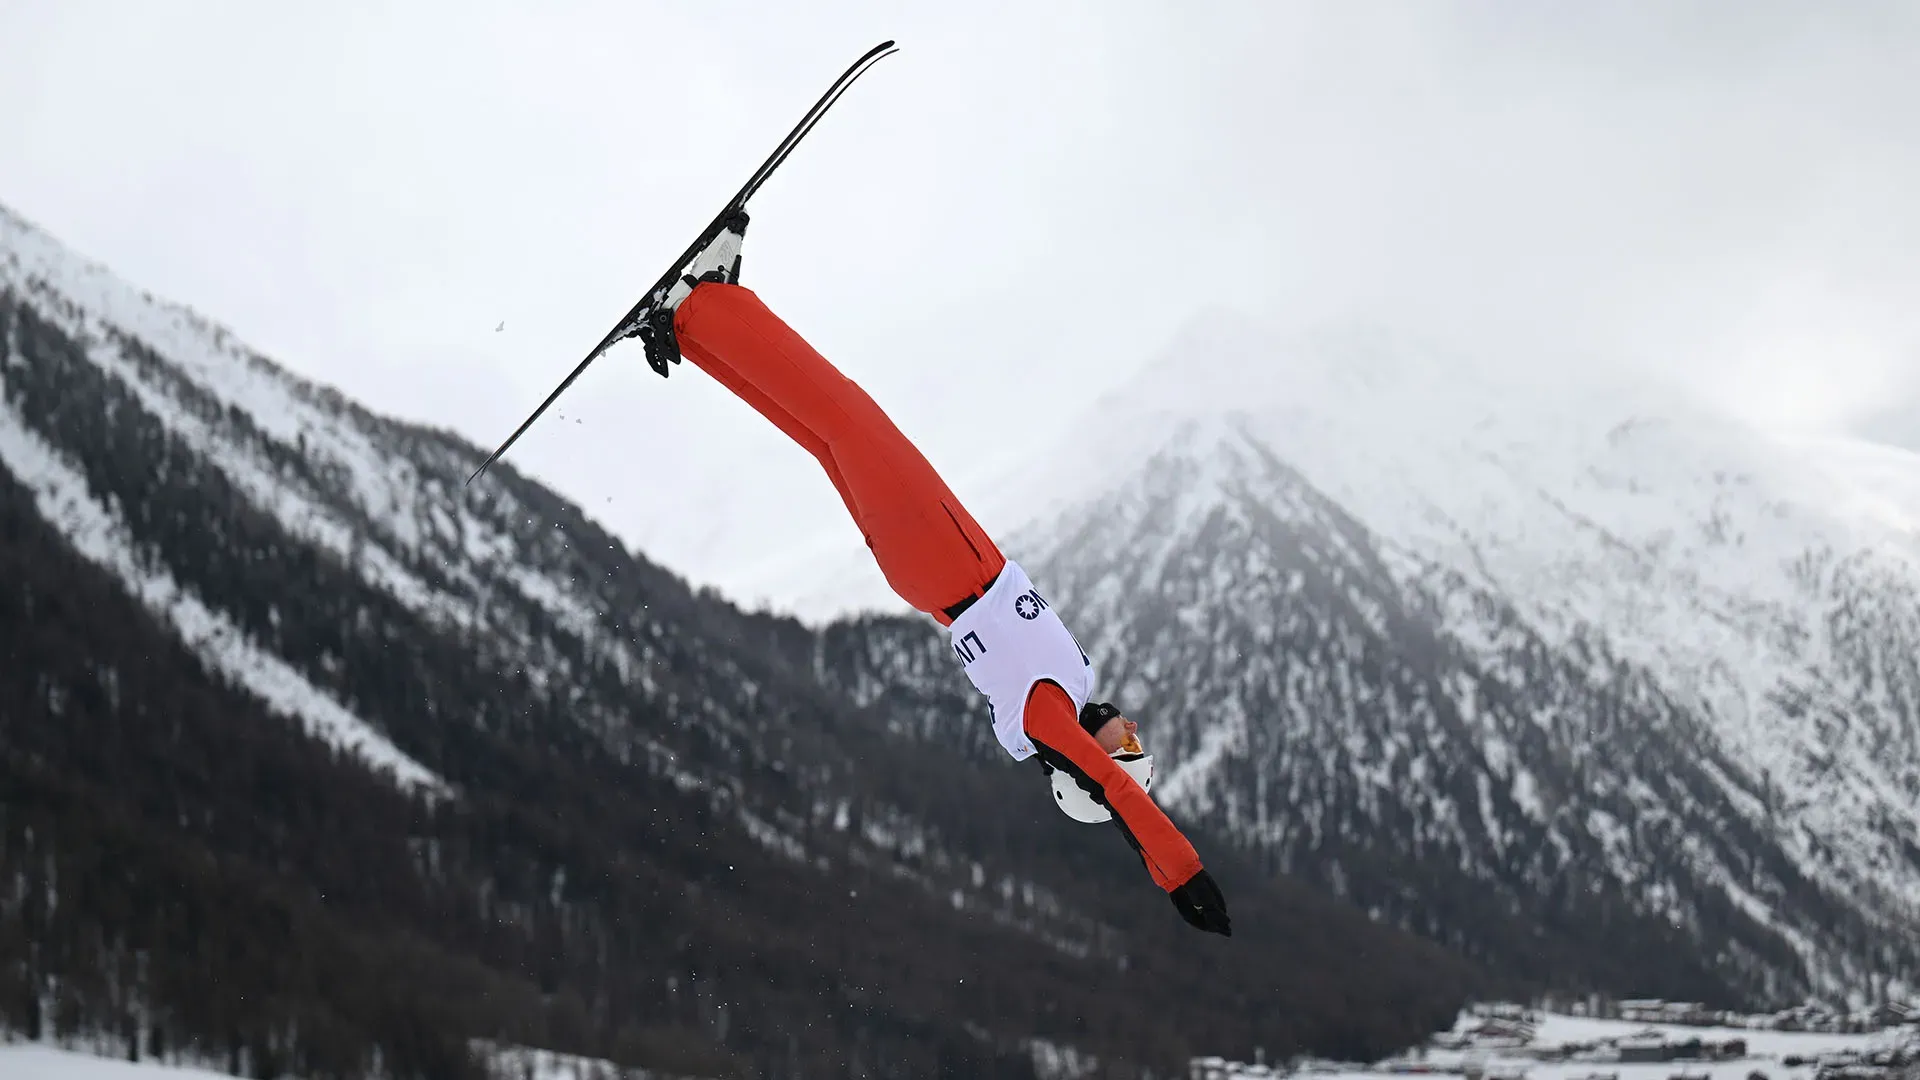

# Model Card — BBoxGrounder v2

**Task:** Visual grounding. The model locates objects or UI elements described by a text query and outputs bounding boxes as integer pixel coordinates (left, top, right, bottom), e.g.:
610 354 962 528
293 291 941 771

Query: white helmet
1051 751 1155 823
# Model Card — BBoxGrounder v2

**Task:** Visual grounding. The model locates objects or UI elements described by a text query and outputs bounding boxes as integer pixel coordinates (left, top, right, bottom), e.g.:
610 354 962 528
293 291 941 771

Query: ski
467 39 900 485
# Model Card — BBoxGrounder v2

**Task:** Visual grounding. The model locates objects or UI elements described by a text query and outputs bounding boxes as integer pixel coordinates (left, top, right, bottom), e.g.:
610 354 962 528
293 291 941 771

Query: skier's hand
1169 868 1231 936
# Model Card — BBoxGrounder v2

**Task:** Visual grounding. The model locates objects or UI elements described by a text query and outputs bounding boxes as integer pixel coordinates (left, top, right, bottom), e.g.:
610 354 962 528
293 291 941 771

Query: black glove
1169 868 1232 936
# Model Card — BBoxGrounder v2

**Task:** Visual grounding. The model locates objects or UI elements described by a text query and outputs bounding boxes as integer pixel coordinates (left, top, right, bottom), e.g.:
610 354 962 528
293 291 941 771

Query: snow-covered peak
1 198 618 795
1 202 246 384
1 198 487 561
1027 309 1920 642
1015 311 1700 532
1006 310 1920 979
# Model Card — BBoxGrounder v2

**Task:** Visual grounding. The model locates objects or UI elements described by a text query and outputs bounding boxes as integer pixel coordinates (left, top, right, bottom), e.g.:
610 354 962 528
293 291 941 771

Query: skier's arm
1022 681 1203 890
1023 682 1231 934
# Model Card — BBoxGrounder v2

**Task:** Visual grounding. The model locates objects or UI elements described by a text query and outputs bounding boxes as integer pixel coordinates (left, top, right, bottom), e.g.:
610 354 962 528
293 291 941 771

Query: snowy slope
0 204 452 793
989 313 1920 1000
0 199 1121 953
0 199 755 799
0 1043 707 1080
0 1046 240 1080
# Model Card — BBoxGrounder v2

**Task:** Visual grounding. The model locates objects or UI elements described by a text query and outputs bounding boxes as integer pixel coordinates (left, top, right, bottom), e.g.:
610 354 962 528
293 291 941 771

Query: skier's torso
946 560 1094 759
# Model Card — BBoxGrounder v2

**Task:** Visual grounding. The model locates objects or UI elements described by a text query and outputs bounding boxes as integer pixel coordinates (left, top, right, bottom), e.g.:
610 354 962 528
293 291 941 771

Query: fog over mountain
3 4 1916 609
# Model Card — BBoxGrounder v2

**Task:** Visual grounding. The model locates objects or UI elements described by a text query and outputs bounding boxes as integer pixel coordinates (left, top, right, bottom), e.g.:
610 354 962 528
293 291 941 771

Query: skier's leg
677 339 864 529
674 283 1003 620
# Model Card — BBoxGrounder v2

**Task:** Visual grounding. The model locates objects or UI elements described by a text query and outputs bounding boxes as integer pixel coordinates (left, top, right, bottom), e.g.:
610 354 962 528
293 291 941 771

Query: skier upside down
643 212 1231 936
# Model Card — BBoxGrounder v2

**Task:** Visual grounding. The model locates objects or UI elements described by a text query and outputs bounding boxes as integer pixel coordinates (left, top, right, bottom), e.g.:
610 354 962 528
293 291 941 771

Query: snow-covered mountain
0 201 1481 1078
8 184 1913 1080
988 312 1920 1001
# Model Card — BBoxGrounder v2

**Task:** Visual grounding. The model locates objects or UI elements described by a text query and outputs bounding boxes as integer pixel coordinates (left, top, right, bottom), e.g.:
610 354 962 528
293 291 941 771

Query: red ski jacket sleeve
1022 680 1204 892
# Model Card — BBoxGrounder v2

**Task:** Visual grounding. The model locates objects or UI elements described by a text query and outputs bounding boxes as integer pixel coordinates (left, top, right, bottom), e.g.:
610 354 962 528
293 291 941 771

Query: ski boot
637 208 749 377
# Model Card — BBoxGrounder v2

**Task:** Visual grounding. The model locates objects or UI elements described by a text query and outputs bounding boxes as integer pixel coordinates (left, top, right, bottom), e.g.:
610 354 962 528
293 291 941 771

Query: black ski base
467 39 899 485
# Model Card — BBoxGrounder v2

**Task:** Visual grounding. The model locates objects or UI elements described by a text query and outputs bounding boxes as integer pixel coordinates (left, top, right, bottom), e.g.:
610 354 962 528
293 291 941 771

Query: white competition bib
947 560 1095 760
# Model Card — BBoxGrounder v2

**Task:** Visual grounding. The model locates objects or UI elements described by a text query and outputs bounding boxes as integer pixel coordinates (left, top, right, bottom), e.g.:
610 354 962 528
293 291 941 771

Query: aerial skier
470 41 1229 936
629 211 1231 936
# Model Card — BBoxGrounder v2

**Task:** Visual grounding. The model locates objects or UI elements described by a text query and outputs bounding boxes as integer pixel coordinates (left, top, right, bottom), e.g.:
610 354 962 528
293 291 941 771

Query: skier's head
1054 701 1154 822
1079 700 1139 755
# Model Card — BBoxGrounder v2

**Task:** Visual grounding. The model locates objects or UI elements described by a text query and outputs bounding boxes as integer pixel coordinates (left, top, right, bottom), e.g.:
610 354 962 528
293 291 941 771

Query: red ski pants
674 283 1204 894
675 283 1003 622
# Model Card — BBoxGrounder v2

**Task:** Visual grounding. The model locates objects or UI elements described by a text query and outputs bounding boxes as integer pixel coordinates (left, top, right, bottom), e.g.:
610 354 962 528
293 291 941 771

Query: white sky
4 1 1918 612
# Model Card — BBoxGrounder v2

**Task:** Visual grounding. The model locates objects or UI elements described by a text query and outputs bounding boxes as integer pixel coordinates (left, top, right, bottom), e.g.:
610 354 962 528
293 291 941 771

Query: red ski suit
675 283 1205 893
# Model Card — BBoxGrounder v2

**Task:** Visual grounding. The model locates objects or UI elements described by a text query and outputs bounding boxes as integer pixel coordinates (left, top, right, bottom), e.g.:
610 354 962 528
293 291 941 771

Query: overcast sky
4 1 1917 613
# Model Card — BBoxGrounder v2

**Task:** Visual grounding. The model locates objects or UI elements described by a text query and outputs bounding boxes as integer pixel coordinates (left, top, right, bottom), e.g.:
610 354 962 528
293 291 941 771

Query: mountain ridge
997 313 1920 1001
